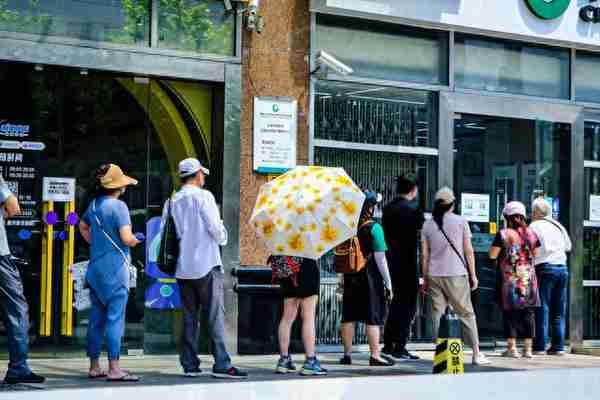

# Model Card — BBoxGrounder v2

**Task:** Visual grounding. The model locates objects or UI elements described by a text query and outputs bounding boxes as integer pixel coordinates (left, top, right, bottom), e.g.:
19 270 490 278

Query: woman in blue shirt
79 164 141 382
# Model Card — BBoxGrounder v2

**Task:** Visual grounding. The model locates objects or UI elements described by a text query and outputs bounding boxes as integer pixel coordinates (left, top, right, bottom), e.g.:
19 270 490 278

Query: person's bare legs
341 322 355 356
107 359 127 379
523 338 533 357
507 338 517 353
278 298 300 357
300 295 318 358
367 325 385 360
88 358 104 377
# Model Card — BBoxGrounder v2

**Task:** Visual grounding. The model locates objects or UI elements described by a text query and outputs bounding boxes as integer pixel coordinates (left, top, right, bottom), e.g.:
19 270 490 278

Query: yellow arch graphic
116 78 212 180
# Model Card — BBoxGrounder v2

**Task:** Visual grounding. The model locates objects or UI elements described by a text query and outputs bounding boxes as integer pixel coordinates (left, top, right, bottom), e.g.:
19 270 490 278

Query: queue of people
0 161 572 384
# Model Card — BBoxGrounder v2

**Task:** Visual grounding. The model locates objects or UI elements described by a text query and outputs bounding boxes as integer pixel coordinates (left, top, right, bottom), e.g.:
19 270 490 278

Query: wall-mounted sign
42 177 76 202
590 195 600 221
580 1 600 23
461 193 490 223
253 96 297 174
525 0 571 20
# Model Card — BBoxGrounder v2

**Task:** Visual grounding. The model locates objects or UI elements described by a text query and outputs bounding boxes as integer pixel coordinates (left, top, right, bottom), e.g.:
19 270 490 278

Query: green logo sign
272 104 279 112
525 0 571 20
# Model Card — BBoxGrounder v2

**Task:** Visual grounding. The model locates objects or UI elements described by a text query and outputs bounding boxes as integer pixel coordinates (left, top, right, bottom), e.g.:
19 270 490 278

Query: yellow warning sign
433 338 464 374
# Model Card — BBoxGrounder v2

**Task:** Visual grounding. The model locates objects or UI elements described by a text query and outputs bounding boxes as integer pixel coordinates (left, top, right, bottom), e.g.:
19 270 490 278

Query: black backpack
157 198 179 276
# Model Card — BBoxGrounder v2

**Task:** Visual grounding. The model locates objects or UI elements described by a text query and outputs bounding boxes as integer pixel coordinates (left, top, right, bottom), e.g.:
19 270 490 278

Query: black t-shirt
382 198 425 280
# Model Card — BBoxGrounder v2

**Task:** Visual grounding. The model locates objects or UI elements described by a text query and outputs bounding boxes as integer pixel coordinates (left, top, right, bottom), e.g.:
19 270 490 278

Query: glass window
0 0 149 46
314 81 438 148
576 51 600 104
585 121 600 162
157 0 235 56
455 34 570 99
315 14 449 85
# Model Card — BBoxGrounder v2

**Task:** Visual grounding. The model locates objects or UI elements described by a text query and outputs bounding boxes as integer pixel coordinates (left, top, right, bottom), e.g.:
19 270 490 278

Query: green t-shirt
370 223 388 252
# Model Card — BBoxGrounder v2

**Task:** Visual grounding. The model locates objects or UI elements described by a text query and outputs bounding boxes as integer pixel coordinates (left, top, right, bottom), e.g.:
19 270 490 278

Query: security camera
315 50 353 76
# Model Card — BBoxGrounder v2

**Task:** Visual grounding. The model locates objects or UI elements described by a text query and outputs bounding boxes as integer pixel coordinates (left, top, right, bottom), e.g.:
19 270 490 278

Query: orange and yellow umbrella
250 166 365 260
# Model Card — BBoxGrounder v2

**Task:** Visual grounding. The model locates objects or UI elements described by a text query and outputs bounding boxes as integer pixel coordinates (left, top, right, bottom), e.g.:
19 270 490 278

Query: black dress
279 258 320 299
341 222 388 326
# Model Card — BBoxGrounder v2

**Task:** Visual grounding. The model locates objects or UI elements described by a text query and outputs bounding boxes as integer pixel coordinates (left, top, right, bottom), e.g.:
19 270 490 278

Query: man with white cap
166 158 247 379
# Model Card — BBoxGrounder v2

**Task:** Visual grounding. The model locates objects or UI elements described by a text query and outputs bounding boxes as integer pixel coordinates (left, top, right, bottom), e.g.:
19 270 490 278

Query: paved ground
1 350 600 392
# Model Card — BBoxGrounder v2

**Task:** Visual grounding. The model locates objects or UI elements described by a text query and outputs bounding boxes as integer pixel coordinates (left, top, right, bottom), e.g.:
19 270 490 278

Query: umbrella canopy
250 166 365 260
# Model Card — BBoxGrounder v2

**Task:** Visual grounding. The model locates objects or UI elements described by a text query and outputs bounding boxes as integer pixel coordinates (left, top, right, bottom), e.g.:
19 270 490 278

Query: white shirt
164 185 228 280
529 218 572 266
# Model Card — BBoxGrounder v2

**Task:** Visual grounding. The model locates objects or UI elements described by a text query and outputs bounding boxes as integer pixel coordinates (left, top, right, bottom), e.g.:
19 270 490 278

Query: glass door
453 114 571 340
583 120 600 344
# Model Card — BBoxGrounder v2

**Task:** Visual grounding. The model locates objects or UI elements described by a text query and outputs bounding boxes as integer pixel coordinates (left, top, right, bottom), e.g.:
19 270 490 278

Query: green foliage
157 0 234 55
0 0 233 56
0 0 52 34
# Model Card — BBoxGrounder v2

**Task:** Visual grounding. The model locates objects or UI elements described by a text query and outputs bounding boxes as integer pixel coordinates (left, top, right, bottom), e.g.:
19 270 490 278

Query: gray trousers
177 267 231 372
0 255 31 377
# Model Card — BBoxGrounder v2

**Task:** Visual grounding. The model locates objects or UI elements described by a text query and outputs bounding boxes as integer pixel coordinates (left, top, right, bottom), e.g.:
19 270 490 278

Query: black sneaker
339 355 352 365
212 366 248 379
397 348 420 361
369 356 395 367
381 346 396 358
4 372 46 384
276 356 297 374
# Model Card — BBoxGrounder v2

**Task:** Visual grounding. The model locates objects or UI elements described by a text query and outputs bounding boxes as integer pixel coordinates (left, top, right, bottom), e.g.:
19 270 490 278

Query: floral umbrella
250 166 365 260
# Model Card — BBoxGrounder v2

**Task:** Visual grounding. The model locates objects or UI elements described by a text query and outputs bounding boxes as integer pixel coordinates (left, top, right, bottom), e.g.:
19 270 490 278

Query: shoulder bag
157 198 179 276
91 200 137 289
437 225 475 289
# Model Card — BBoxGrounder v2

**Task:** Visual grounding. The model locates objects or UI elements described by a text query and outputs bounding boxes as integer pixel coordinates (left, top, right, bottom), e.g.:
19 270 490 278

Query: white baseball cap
178 158 210 178
435 187 456 205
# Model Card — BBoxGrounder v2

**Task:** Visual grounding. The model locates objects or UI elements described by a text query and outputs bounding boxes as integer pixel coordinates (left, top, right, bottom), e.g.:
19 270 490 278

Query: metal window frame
313 139 439 156
0 1 242 81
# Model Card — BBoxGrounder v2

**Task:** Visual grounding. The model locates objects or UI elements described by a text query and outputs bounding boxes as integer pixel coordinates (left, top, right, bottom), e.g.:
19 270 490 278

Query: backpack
268 255 302 286
334 220 374 274
157 198 179 276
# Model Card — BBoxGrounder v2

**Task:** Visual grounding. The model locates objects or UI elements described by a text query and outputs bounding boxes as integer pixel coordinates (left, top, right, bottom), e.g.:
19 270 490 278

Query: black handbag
157 198 179 276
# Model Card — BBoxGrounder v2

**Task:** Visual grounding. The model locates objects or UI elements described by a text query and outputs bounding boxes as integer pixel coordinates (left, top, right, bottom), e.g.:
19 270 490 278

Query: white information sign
42 177 76 202
253 96 297 174
590 195 600 221
461 193 490 223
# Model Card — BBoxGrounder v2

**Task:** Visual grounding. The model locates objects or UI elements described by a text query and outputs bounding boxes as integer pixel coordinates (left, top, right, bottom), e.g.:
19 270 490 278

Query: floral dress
497 228 540 311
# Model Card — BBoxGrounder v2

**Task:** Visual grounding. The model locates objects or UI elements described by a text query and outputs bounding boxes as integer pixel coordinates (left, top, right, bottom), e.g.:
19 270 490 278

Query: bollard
433 308 464 374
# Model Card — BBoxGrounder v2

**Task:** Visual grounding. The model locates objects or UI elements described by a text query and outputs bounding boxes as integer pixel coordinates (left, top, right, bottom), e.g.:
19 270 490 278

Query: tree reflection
0 0 234 56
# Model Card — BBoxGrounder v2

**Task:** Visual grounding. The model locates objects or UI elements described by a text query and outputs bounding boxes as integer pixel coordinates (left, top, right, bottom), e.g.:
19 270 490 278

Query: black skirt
341 261 387 326
503 308 536 339
279 259 320 299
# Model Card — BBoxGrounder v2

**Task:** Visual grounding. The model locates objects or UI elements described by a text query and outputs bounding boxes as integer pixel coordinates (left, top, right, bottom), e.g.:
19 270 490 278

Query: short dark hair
180 172 198 185
396 173 418 195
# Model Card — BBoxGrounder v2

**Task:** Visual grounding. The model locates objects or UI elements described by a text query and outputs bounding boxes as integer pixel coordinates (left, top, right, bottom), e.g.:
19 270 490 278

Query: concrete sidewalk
2 351 600 393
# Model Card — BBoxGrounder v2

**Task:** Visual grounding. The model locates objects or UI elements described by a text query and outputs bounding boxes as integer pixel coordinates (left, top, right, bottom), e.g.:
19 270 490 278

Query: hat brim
179 166 210 178
102 175 138 189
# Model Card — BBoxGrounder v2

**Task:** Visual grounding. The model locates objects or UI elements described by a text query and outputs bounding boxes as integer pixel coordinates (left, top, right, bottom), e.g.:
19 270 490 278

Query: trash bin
234 267 303 355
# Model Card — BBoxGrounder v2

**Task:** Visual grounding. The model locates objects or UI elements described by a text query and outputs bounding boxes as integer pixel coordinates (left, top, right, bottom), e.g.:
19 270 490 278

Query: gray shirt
0 175 13 256
422 213 471 277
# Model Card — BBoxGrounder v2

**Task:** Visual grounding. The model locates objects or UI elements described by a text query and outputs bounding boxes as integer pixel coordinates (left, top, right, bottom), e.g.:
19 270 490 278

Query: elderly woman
529 198 571 356
79 164 141 381
489 201 541 359
421 187 491 365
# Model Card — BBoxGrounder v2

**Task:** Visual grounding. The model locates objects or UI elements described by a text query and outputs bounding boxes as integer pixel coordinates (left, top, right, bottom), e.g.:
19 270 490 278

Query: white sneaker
473 353 492 365
183 368 203 377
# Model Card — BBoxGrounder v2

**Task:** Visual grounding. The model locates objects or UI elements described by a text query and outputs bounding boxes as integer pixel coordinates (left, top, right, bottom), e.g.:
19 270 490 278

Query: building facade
306 0 600 349
1 0 599 358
